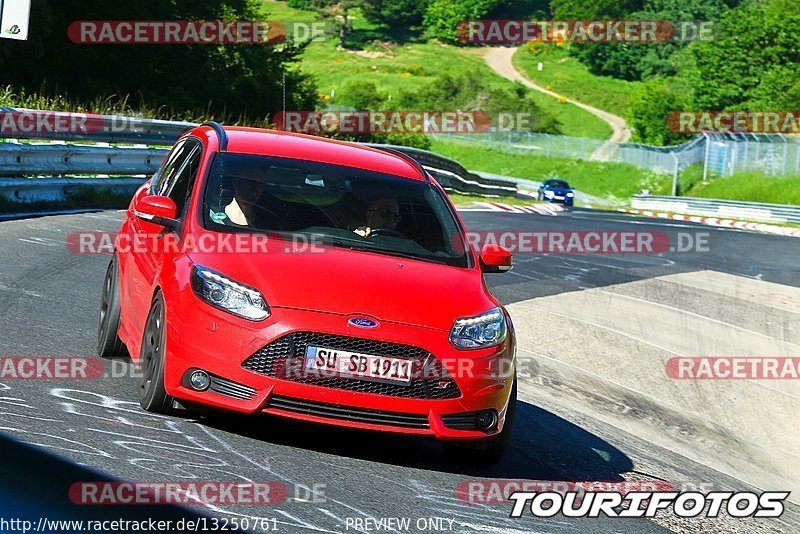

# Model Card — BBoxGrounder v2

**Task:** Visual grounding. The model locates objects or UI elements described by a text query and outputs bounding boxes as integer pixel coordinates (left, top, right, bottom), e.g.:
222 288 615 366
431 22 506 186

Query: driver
354 197 402 237
219 170 267 227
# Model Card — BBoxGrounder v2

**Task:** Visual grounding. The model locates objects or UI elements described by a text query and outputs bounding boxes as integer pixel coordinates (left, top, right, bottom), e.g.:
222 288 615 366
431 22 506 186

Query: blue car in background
537 179 575 206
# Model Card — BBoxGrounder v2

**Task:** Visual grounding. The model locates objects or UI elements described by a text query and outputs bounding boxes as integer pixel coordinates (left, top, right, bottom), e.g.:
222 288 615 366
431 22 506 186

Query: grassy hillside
684 172 800 205
430 138 669 201
262 1 612 140
513 45 642 118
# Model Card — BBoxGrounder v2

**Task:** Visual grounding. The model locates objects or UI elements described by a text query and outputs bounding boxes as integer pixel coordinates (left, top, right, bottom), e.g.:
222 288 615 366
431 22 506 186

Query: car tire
97 255 128 358
138 293 175 414
443 377 517 466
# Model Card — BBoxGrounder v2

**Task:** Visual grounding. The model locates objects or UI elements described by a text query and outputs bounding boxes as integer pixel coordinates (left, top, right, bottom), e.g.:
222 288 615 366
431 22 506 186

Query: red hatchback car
97 123 517 463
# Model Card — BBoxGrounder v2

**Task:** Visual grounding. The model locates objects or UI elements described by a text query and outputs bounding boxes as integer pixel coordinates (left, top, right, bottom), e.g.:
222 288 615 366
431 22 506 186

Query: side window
163 141 202 217
152 140 190 196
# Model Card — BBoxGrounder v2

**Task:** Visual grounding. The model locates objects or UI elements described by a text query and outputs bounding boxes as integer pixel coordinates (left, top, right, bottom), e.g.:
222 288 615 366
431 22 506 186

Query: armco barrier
0 177 145 203
0 111 523 202
0 109 193 145
0 142 166 176
632 195 800 224
366 144 517 196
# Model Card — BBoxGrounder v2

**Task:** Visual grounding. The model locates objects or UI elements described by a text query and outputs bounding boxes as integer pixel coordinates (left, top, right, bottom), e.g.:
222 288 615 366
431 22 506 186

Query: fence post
782 137 789 176
671 153 680 196
702 132 711 181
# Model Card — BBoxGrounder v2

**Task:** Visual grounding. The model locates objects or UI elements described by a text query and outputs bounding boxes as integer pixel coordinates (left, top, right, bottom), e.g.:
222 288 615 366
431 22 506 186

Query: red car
97 123 517 463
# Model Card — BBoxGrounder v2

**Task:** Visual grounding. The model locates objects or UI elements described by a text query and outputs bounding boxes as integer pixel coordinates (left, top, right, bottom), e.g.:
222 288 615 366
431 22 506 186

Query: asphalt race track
0 207 798 533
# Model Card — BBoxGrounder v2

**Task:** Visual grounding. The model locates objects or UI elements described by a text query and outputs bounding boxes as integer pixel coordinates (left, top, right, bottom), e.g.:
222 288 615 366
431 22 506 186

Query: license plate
304 346 413 385
555 195 564 200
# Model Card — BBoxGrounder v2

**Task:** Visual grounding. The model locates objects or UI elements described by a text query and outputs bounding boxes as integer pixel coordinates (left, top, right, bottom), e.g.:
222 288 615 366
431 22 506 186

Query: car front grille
241 332 461 400
267 395 430 429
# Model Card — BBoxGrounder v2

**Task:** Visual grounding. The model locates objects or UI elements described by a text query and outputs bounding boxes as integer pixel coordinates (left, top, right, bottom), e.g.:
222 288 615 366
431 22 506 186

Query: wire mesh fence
705 133 800 177
432 131 800 178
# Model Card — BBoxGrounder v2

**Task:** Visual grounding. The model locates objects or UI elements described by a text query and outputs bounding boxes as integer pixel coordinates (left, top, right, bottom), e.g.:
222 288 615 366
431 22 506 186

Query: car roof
192 125 426 181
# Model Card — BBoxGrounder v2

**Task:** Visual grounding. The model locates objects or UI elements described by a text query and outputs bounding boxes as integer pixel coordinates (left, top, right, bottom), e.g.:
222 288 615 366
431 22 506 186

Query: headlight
544 190 555 198
566 192 574 197
449 307 507 349
191 265 270 321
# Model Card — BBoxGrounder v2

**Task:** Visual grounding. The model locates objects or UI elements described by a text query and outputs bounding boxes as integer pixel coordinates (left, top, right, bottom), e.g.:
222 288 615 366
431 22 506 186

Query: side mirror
134 195 179 230
480 244 512 273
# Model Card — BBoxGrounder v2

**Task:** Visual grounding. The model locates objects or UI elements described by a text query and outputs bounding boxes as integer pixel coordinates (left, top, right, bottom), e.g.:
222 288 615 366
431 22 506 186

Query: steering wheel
369 227 405 238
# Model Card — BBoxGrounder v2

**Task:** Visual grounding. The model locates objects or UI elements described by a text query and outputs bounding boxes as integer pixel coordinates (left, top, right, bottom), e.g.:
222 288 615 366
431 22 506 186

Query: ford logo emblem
348 317 378 329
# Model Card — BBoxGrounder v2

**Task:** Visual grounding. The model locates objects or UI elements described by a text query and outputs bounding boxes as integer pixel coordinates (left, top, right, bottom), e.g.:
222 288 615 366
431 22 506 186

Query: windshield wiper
315 237 449 265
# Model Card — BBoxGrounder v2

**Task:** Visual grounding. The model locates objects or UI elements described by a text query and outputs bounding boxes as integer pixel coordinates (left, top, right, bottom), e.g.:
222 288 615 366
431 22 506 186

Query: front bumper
162 287 516 441
544 195 574 206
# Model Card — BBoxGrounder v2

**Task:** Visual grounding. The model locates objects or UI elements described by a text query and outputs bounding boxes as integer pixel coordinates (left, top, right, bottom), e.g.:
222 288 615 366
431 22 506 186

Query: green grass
447 193 542 207
431 138 669 202
683 171 800 205
261 1 613 140
513 45 642 118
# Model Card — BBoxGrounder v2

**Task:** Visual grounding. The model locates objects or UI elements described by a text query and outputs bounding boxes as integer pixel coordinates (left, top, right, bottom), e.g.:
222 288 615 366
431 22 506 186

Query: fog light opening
189 370 211 391
476 410 498 431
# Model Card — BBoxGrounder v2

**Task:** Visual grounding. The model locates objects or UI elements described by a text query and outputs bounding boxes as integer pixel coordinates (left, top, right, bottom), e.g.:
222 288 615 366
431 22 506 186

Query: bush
337 81 387 110
423 0 503 43
626 78 689 145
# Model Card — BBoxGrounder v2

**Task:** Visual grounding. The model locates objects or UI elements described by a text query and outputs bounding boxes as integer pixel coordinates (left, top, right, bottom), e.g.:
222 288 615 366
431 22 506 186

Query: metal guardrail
632 195 800 224
0 112 524 202
0 177 146 203
0 109 194 145
365 144 516 196
0 142 166 176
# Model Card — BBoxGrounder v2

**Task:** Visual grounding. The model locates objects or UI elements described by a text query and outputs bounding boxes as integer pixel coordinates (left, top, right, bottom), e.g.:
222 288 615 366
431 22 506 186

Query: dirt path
484 46 632 143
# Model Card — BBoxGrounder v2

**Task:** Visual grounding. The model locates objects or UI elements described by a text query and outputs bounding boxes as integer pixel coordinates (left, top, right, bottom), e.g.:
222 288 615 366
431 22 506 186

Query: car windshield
202 153 469 268
547 180 570 189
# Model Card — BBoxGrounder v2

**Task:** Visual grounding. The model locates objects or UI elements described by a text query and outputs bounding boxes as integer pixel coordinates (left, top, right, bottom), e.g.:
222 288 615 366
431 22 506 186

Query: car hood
187 236 496 332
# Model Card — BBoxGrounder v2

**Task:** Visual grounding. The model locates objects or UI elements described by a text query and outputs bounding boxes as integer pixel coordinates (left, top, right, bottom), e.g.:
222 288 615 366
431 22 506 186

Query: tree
362 0 429 28
0 0 318 120
677 0 800 110
288 0 361 48
559 0 741 80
